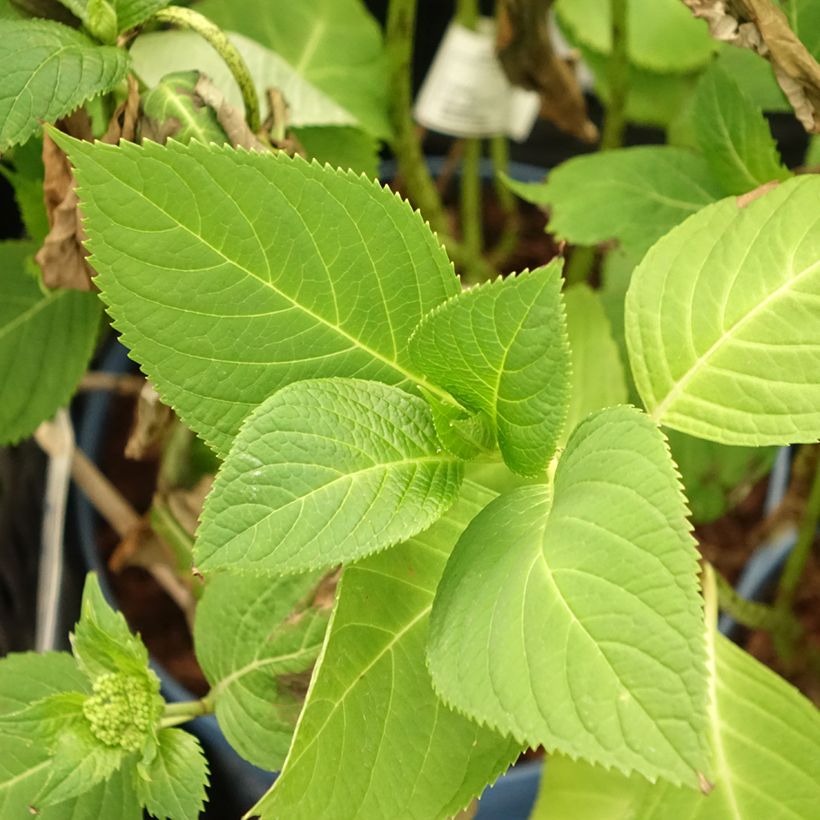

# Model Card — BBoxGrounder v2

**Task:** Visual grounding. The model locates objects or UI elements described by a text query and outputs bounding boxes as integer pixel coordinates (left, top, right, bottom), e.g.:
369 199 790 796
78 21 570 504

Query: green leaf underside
692 64 790 196
555 0 715 74
0 240 101 445
252 481 520 820
134 728 208 820
503 147 724 258
429 406 709 787
56 136 458 457
0 19 129 151
194 571 328 770
197 0 390 138
533 633 820 819
626 176 820 445
409 262 570 477
196 378 463 574
563 284 628 440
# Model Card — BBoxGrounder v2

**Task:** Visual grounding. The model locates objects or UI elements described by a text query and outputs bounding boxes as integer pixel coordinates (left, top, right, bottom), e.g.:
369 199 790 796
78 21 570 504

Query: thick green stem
151 6 260 132
488 135 520 267
160 697 212 728
600 0 629 151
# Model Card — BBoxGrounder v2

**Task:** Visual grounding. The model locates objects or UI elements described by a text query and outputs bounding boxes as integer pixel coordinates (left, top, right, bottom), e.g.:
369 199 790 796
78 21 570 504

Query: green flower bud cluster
82 672 158 752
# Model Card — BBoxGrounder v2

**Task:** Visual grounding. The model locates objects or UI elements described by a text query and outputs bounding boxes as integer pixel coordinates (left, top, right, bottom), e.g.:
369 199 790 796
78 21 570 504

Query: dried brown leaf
125 380 174 461
101 74 140 145
193 75 267 151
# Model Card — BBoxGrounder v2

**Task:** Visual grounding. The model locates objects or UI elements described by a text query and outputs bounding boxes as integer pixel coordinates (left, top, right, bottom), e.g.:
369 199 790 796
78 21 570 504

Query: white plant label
414 18 540 141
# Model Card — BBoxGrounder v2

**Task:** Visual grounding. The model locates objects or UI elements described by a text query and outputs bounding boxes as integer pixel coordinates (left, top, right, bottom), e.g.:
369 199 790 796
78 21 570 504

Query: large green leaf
252 482 520 820
503 147 723 257
532 579 820 819
692 64 790 195
197 0 390 138
409 262 570 477
196 379 463 574
56 136 458 456
428 406 709 787
563 284 628 440
0 240 101 445
626 176 820 445
194 571 328 770
0 19 129 150
555 0 715 74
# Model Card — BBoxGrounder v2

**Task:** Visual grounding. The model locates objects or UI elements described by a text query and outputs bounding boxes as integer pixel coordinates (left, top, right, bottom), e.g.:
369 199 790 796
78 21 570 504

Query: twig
600 0 630 151
79 371 145 396
487 135 520 268
460 138 484 276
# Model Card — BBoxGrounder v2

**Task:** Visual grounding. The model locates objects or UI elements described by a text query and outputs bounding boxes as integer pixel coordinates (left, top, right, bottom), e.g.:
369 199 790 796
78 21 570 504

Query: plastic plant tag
414 18 540 141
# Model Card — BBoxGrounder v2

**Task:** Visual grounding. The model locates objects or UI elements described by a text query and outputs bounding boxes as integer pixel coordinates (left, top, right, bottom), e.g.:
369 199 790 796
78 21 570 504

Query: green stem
151 6 260 132
488 135 520 267
600 0 629 151
460 139 483 272
564 246 597 286
159 697 212 728
715 570 784 632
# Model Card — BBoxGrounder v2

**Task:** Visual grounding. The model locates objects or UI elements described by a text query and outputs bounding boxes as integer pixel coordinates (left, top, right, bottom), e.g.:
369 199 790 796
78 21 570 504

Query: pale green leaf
0 692 87 745
197 0 390 138
194 571 328 770
555 0 715 74
563 284 628 440
421 387 495 461
0 19 129 150
409 262 570 477
294 125 379 177
195 378 464 573
428 406 709 787
503 148 723 257
533 589 820 819
57 136 458 457
252 481 520 820
692 64 790 195
134 728 208 820
0 240 101 445
626 176 820 445
139 70 228 145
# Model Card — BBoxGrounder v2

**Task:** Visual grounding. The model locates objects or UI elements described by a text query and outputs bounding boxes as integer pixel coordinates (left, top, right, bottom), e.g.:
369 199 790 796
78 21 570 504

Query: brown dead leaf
682 0 820 133
101 74 140 145
193 75 267 151
496 0 597 142
125 380 174 461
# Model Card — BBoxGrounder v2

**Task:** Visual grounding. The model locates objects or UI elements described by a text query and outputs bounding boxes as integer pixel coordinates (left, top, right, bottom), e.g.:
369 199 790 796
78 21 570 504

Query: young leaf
252 482 521 820
563 284 628 440
197 0 390 138
0 19 129 150
503 147 723 257
409 262 571 477
134 728 208 820
428 406 710 788
0 240 101 445
195 379 464 574
692 64 790 195
56 136 458 456
626 176 820 445
194 571 329 770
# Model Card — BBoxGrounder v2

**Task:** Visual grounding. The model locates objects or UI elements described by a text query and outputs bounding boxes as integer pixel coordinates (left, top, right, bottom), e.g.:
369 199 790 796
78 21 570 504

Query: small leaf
428 406 709 787
692 63 790 195
194 571 329 769
0 19 129 150
410 262 571 476
134 728 208 820
503 147 723 257
195 378 464 574
626 176 820 445
0 240 101 445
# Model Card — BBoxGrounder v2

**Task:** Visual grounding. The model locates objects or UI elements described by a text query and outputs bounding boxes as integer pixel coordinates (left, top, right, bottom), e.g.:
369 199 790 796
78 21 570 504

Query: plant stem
151 6 260 132
160 697 212 728
714 569 784 632
564 246 597 286
600 0 629 151
488 135 520 267
460 138 483 275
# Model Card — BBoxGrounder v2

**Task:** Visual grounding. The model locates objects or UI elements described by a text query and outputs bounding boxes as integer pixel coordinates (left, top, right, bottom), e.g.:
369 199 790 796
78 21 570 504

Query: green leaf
194 571 328 770
555 0 715 74
563 284 628 440
532 586 820 819
252 481 520 820
56 136 458 456
421 387 495 461
626 176 820 445
0 240 101 445
134 728 208 820
692 64 790 195
0 137 49 241
139 70 228 145
409 262 571 477
113 0 168 31
197 0 390 138
294 125 379 177
195 378 464 574
503 147 723 257
0 691 87 745
428 406 709 787
714 46 790 113
0 19 129 150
